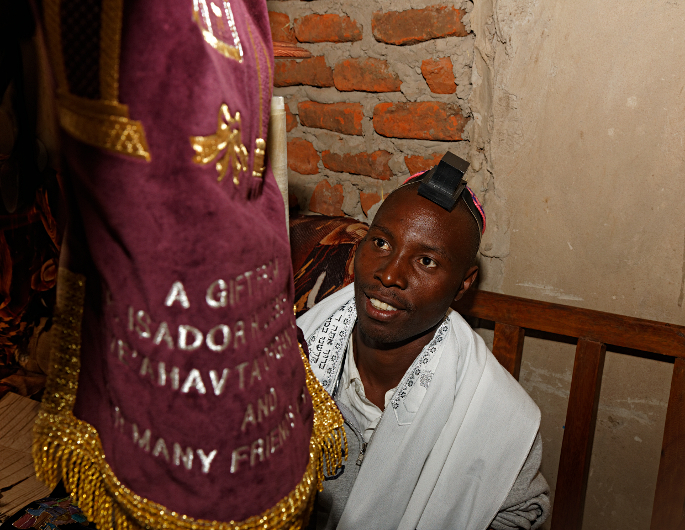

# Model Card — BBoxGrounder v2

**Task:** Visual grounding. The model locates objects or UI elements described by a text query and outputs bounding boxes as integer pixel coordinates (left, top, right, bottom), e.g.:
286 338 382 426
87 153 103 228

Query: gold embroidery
33 268 347 530
246 24 268 180
43 0 151 161
252 138 266 179
100 0 124 101
190 103 249 185
192 0 243 62
246 24 263 138
58 95 151 162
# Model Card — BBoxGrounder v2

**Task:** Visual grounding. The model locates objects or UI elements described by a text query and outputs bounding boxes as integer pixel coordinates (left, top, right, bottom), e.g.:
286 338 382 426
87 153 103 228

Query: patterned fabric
0 181 62 401
0 482 94 529
11 498 90 529
61 0 101 99
305 299 356 392
290 215 368 318
0 3 64 401
389 318 447 412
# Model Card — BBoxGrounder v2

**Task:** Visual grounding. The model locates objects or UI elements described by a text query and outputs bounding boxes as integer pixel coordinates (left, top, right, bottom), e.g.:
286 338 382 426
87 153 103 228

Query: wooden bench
452 289 685 530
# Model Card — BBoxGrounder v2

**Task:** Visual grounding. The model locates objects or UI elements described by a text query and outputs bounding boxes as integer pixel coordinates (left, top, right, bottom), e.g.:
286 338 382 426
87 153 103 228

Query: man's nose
374 254 408 289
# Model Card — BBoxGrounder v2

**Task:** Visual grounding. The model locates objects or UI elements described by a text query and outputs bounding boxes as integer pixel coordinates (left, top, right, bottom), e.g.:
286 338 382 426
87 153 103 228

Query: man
298 154 550 530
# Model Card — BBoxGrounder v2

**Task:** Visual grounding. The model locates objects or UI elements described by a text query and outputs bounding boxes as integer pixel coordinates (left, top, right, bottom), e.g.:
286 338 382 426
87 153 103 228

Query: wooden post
650 357 685 530
551 339 606 530
492 322 525 380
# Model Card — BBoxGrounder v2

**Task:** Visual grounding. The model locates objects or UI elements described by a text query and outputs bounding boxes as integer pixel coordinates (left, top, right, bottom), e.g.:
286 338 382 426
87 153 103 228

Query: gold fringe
34 268 346 530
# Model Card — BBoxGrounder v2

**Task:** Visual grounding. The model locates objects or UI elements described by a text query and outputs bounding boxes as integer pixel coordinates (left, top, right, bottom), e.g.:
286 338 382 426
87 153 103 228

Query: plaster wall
471 0 685 527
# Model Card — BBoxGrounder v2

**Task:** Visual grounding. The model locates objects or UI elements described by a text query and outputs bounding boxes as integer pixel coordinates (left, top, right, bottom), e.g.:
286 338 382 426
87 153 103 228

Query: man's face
353 187 478 347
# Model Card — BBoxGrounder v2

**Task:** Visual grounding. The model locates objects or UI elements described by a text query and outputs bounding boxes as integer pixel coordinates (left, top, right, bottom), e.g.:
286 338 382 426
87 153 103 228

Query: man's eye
420 257 437 268
373 238 390 250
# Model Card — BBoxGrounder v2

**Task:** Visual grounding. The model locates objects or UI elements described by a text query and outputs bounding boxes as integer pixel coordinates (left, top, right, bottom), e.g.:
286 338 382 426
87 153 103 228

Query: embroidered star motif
190 103 248 185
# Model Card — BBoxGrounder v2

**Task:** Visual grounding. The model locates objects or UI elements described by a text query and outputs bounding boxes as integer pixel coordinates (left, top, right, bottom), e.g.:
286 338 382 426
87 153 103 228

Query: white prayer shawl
298 284 541 530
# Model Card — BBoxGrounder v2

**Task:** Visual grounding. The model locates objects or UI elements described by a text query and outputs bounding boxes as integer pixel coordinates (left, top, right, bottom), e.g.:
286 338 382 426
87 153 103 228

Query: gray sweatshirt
308 401 550 530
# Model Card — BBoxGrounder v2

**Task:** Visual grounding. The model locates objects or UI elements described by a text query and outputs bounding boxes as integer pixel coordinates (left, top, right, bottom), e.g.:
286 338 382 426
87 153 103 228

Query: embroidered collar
307 299 357 393
389 318 449 411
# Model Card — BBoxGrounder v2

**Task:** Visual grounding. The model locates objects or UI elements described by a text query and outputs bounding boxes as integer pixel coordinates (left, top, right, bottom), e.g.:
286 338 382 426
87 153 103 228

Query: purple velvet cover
64 1 312 521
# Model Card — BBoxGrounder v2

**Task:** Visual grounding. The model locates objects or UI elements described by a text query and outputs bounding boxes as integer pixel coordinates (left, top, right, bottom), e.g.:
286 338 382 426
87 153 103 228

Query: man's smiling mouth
369 297 399 312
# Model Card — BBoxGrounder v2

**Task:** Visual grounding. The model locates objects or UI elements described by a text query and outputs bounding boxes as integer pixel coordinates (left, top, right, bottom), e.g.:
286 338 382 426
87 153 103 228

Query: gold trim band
58 103 151 162
43 0 151 162
100 0 124 102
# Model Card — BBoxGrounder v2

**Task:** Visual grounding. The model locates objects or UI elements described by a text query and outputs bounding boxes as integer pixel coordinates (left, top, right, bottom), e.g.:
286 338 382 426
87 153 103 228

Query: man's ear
453 265 478 303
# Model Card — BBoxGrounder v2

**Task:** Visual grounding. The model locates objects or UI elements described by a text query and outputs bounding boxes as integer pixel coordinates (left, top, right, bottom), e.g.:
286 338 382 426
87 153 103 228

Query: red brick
287 138 320 175
405 153 442 175
421 57 456 94
269 12 296 43
298 101 364 136
373 102 467 141
309 180 344 216
321 150 393 180
274 56 334 88
288 192 299 211
333 58 401 93
285 104 298 132
360 192 382 216
372 7 467 46
294 14 362 43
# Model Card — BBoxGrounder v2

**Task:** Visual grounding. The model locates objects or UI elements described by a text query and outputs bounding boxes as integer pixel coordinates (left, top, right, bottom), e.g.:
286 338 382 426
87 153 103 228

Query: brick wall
268 1 475 221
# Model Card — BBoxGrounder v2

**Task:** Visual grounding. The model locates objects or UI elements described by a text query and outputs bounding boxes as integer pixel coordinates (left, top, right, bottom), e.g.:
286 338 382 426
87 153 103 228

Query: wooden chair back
452 289 685 530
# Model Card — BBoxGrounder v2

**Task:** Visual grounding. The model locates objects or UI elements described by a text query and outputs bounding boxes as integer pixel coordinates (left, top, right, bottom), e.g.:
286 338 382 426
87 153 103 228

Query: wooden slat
551 339 606 530
0 392 41 452
0 393 52 518
453 289 685 358
492 322 525 380
0 446 52 518
650 357 685 530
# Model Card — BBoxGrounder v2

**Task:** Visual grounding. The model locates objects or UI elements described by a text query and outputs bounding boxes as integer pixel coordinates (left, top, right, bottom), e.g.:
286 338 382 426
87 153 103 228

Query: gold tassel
297 343 348 489
33 268 346 530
